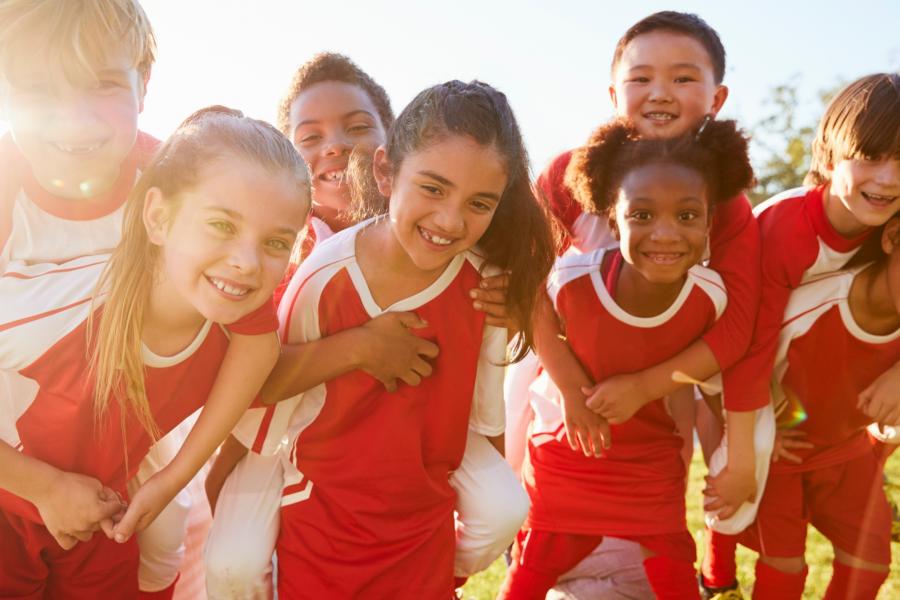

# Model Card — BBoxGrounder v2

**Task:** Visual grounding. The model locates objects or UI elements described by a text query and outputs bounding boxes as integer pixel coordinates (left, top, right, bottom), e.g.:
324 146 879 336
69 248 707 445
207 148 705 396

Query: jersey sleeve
225 296 278 335
467 324 508 436
701 193 760 371
535 150 581 254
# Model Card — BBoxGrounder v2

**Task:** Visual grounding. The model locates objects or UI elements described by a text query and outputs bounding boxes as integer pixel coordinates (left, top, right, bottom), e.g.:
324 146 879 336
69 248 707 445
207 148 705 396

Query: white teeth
862 192 897 202
419 227 453 246
53 142 102 155
321 170 345 183
645 252 683 265
645 112 676 121
209 277 249 297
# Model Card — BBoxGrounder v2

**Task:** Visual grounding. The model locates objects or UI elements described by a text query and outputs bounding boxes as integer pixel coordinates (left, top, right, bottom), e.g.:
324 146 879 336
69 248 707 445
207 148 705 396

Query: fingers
53 531 78 550
415 339 440 360
477 273 510 291
394 312 428 330
471 288 506 305
72 529 94 543
112 504 142 543
598 420 612 449
381 379 398 393
588 426 605 458
473 300 508 320
779 449 803 464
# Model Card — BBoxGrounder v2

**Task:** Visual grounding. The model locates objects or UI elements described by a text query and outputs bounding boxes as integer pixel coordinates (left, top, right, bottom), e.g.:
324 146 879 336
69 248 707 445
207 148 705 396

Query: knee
760 554 805 574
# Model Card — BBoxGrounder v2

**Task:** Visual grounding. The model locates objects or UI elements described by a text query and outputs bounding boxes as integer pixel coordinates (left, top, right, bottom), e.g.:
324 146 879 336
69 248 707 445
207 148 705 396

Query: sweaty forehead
4 40 138 88
289 81 381 129
614 30 715 76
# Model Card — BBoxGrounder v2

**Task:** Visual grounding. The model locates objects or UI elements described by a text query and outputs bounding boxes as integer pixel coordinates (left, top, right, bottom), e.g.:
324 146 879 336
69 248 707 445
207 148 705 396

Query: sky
3 0 900 171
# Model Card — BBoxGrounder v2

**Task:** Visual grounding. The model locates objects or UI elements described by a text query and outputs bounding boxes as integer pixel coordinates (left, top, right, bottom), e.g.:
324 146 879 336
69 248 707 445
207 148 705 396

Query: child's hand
858 362 900 427
771 429 813 464
561 387 611 457
703 466 756 521
583 373 651 425
359 312 439 392
112 472 179 543
34 471 126 550
470 272 518 331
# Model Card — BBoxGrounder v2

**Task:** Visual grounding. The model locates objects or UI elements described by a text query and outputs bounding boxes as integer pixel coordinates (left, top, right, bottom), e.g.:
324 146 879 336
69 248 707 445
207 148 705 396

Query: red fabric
642 554 700 600
275 254 488 598
740 451 891 565
702 529 739 588
772 303 900 474
536 150 761 409
752 561 807 600
524 249 718 538
224 296 278 335
0 509 140 599
498 529 603 600
823 560 888 600
727 186 873 411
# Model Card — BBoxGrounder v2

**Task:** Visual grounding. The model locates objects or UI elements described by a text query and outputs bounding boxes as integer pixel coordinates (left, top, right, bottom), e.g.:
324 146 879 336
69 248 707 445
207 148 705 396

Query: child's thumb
112 505 140 543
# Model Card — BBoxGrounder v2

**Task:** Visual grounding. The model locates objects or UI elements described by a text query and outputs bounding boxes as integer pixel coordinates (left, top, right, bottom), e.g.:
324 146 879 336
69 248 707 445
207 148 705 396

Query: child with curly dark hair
498 117 754 600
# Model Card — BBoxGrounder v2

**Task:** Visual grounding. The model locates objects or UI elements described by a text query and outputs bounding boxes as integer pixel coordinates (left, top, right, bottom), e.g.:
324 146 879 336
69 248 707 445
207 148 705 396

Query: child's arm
261 311 438 403
114 331 280 542
534 292 611 457
859 362 900 426
205 433 248 515
666 387 697 472
0 441 125 549
702 410 757 520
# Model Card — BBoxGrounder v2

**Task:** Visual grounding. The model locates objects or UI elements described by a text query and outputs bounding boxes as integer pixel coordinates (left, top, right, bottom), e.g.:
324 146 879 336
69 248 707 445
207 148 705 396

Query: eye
209 220 235 234
420 183 442 196
678 210 701 222
628 209 652 221
347 123 373 135
469 199 495 213
628 76 650 84
674 76 696 83
297 133 321 145
266 238 292 252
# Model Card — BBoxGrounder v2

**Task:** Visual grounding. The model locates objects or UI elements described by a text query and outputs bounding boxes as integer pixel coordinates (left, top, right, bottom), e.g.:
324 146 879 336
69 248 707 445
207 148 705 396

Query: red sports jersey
536 150 760 410
0 132 159 269
727 185 874 412
273 214 335 307
0 256 277 523
266 220 507 599
770 268 900 473
524 247 727 537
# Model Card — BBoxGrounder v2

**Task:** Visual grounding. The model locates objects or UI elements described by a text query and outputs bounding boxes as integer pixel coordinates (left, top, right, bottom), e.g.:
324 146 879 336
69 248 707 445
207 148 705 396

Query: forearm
261 328 367 404
636 339 721 400
0 441 58 504
726 409 757 473
533 293 592 396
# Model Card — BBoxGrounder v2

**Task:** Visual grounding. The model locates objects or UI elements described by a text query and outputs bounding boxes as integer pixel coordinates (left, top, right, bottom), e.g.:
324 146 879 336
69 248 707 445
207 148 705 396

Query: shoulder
782 270 851 327
548 247 605 302
687 264 728 318
536 150 582 227
753 186 814 223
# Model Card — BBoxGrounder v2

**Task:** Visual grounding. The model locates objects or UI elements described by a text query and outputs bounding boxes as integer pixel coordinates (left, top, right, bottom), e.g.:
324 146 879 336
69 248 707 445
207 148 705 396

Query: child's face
145 156 307 326
610 162 710 284
374 134 506 274
609 30 727 139
828 156 900 228
288 81 387 214
3 47 146 200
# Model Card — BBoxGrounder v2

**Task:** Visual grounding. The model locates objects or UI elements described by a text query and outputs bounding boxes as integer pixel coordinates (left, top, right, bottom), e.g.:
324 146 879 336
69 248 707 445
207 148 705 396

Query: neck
142 276 207 356
312 202 354 232
849 263 900 336
823 182 869 238
614 260 685 318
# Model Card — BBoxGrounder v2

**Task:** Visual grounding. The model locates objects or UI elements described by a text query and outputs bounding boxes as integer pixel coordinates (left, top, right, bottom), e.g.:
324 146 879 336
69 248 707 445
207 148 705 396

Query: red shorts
740 450 891 565
0 509 140 599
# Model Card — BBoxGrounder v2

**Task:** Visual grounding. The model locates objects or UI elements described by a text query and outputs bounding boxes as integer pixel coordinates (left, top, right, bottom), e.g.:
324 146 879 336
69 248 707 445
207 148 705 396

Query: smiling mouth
418 226 454 247
206 275 252 298
861 191 898 207
318 169 347 185
643 112 677 122
52 141 104 155
643 252 685 265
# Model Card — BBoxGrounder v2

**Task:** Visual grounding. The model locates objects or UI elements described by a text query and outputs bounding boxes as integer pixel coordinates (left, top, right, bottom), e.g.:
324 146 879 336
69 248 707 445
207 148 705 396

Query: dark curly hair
276 52 393 136
376 80 556 362
565 117 754 216
611 11 726 84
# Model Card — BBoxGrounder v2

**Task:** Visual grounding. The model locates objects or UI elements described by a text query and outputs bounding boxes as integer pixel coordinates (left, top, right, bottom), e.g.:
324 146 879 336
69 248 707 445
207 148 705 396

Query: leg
204 450 285 600
497 529 603 600
629 531 699 600
551 538 653 600
451 428 530 579
753 558 807 600
700 529 740 589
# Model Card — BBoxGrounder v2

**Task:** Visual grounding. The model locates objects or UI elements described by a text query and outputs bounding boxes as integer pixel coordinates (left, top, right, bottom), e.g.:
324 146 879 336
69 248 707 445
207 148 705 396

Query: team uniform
0 256 277 598
739 268 898 598
254 219 507 598
207 217 527 598
499 247 727 600
0 131 214 597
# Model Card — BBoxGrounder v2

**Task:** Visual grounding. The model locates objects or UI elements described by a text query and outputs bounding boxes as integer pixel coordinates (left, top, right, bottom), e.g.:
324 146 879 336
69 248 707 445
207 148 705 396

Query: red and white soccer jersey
536 150 759 410
727 185 874 412
0 256 277 523
769 267 900 474
524 247 726 538
256 220 507 598
0 132 159 270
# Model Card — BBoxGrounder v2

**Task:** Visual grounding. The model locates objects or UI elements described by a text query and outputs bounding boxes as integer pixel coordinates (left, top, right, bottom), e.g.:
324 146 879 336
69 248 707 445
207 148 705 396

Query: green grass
463 450 900 599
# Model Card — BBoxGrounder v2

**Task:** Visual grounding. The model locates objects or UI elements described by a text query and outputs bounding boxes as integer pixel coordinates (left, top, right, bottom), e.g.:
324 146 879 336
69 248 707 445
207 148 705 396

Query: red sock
496 558 557 600
701 529 739 588
823 560 888 600
137 573 179 600
642 555 700 600
753 561 806 599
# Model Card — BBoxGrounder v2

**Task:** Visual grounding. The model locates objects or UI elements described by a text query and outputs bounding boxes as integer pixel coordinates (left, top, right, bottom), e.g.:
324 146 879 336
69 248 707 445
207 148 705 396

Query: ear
709 84 729 116
882 217 900 255
372 145 393 198
607 210 620 241
138 66 152 113
608 84 619 111
143 187 170 245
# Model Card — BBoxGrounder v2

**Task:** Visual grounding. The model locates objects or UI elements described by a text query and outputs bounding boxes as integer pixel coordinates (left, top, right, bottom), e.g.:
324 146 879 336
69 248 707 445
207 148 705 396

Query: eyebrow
294 109 376 128
418 171 502 201
628 62 702 72
204 206 299 236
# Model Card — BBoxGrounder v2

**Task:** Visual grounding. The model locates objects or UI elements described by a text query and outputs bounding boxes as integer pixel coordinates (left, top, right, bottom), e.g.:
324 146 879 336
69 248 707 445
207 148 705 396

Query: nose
322 130 352 157
433 202 465 235
47 91 102 132
228 239 262 275
647 80 673 103
649 217 680 242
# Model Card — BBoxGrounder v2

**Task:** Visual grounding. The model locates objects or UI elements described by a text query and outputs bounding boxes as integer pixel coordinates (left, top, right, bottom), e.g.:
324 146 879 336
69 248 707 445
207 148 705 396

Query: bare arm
205 434 249 515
